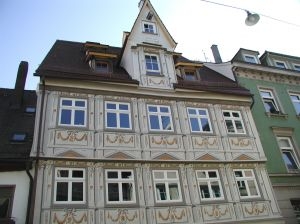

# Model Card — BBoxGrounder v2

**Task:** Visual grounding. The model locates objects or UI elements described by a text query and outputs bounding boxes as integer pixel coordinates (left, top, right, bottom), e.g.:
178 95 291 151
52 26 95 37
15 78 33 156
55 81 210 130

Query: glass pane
160 107 169 113
56 182 68 201
108 183 119 201
12 133 26 141
106 103 116 109
57 170 69 178
225 120 235 133
278 138 291 148
107 113 117 128
62 99 72 106
199 183 210 198
201 118 210 132
208 171 217 178
119 104 128 110
60 109 71 124
293 102 300 114
234 171 243 177
120 113 130 128
264 100 277 113
121 171 132 179
122 183 133 201
72 183 83 201
260 91 271 98
169 184 179 200
153 171 164 179
0 197 10 218
148 106 157 112
161 116 171 130
75 101 85 107
197 171 206 179
152 63 159 71
74 110 85 125
248 180 258 196
282 152 299 169
150 115 159 129
237 181 248 196
223 111 230 117
235 120 244 133
156 184 167 200
166 171 177 179
107 171 118 179
190 118 200 131
188 108 196 115
244 170 253 177
198 109 207 115
211 181 221 198
290 95 299 101
72 170 83 178
232 112 240 117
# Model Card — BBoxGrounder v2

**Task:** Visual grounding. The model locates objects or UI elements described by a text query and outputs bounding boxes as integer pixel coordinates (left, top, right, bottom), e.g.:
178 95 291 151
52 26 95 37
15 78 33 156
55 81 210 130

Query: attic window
243 54 258 64
184 70 197 81
274 60 287 69
11 133 27 142
143 21 156 34
90 59 111 73
25 106 36 113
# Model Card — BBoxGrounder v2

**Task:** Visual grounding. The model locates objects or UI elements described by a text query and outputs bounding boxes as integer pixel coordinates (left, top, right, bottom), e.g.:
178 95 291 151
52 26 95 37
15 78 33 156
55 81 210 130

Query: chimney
211 44 222 63
12 61 28 108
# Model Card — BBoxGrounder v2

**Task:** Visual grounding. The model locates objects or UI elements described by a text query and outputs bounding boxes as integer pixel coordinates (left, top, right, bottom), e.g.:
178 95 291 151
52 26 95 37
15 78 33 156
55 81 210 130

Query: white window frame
196 170 224 201
153 170 182 203
243 54 258 64
105 169 136 204
142 21 156 34
274 60 287 69
292 64 300 72
187 107 212 133
277 136 300 172
105 101 132 129
222 110 246 134
147 105 173 131
233 169 260 199
54 168 86 204
145 53 160 73
289 93 300 115
259 88 280 113
58 98 87 127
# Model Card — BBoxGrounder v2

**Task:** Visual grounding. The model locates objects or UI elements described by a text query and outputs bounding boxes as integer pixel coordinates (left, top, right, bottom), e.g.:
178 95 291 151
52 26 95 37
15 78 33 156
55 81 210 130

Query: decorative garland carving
149 78 165 85
107 209 138 223
158 207 186 222
57 131 87 142
231 138 250 147
194 137 216 147
244 202 267 216
53 209 87 224
106 134 134 144
151 136 178 145
203 205 229 219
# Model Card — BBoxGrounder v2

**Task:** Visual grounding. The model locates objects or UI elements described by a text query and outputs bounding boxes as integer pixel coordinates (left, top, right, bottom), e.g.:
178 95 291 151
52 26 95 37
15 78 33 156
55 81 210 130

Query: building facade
232 49 300 223
31 1 283 223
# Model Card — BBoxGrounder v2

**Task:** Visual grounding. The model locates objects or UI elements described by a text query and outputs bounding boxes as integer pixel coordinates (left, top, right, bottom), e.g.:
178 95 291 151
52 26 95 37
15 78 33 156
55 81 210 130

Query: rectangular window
59 98 87 127
293 64 300 72
105 102 131 129
0 186 15 219
147 105 173 131
143 22 156 34
290 93 300 115
54 168 85 204
223 110 246 134
11 133 27 142
290 199 300 222
105 170 136 204
187 107 212 133
274 60 287 69
196 170 224 200
184 71 197 80
277 137 300 172
234 169 260 198
259 89 280 114
244 54 258 64
95 61 109 73
145 54 160 74
153 170 182 203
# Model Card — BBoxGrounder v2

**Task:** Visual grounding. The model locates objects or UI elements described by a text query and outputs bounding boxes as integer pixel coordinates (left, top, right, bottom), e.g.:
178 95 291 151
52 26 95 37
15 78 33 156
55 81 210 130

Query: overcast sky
1 0 300 90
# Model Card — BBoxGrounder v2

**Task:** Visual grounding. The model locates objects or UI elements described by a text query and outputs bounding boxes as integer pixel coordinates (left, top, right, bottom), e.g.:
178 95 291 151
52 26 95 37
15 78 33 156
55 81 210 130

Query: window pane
56 182 68 201
107 171 118 179
60 109 71 124
107 113 117 128
223 112 230 117
11 133 26 141
122 183 133 201
166 171 177 179
197 171 206 178
106 103 116 109
74 110 85 125
121 171 132 179
119 104 128 110
278 138 291 148
169 184 179 200
282 152 299 169
248 180 258 196
211 181 221 198
208 171 217 178
120 113 130 128
232 112 240 117
75 101 85 107
201 118 210 132
198 109 207 115
57 170 69 178
72 183 83 201
72 170 83 178
160 107 169 113
161 116 171 130
148 106 157 112
190 118 200 131
150 115 160 129
237 181 248 196
235 120 244 133
108 183 119 201
62 100 72 106
188 109 196 115
0 197 10 218
156 184 167 200
199 183 210 198
153 171 164 179
244 170 253 177
234 171 243 177
225 120 235 133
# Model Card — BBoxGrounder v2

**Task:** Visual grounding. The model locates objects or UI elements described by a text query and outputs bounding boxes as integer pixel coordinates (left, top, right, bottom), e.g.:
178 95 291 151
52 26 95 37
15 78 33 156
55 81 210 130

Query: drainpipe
28 77 45 224
250 94 255 109
25 161 33 224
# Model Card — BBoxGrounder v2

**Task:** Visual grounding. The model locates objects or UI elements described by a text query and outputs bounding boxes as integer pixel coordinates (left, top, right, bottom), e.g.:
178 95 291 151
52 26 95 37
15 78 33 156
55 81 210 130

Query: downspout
25 161 33 224
250 94 255 109
28 76 45 224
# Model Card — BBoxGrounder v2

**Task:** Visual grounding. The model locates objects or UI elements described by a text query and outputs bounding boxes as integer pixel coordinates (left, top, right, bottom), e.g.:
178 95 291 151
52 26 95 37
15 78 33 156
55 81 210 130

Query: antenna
202 50 209 62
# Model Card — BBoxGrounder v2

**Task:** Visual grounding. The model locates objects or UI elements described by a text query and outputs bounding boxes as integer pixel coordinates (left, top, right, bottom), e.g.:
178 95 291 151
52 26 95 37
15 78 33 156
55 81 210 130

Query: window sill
265 112 288 119
146 72 162 76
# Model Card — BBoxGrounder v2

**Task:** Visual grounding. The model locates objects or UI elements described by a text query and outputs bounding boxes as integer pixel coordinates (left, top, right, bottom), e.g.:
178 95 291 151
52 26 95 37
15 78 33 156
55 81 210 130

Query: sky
1 0 300 90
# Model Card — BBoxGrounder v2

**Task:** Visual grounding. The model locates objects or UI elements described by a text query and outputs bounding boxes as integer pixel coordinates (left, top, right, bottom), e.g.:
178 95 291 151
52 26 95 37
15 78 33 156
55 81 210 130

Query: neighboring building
232 49 300 223
0 61 37 224
30 1 283 223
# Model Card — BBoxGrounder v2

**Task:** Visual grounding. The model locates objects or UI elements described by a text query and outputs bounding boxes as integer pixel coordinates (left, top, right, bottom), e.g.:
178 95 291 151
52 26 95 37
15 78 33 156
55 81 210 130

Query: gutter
25 161 33 224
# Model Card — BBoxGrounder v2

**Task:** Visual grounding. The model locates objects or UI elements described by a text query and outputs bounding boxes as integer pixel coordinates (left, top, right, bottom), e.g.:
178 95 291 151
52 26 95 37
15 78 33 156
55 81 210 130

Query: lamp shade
245 11 260 26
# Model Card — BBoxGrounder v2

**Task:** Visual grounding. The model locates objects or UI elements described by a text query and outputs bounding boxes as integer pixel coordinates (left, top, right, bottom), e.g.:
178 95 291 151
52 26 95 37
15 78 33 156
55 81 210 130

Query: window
293 64 300 72
11 133 26 142
142 22 156 34
184 70 197 81
259 89 280 113
244 55 258 64
196 170 224 200
59 98 87 127
274 60 287 69
147 105 173 131
153 170 182 203
105 102 131 129
145 54 160 74
95 61 109 73
187 107 212 133
223 110 246 134
290 199 300 222
25 106 36 113
277 137 300 171
105 170 136 204
0 186 15 219
54 168 85 204
234 169 260 198
290 93 300 115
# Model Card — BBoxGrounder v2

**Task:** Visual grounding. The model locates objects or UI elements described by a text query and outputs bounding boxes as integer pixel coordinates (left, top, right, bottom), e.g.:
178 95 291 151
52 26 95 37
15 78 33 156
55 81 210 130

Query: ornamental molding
56 131 88 142
243 202 267 216
106 134 134 144
194 137 217 147
52 209 87 224
157 207 186 222
151 136 178 146
106 209 138 223
203 205 229 219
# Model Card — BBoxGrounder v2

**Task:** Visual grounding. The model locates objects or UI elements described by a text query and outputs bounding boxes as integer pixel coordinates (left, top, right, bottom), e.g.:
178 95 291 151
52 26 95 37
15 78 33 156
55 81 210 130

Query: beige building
30 1 284 223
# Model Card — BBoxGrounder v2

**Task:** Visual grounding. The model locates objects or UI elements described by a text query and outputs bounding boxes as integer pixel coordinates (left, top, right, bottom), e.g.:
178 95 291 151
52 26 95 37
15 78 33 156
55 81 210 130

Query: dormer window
184 70 197 81
274 60 287 69
243 54 258 64
293 64 300 72
95 61 109 73
11 133 27 142
142 21 156 34
145 54 160 74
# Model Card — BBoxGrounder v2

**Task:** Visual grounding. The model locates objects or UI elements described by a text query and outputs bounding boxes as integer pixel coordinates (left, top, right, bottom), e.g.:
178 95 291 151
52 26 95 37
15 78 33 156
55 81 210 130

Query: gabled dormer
232 48 260 64
120 0 179 89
